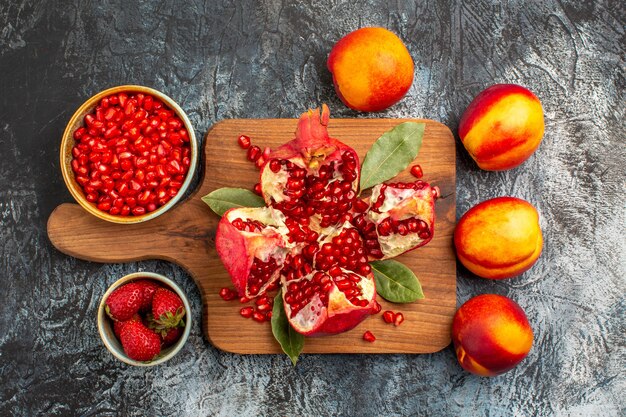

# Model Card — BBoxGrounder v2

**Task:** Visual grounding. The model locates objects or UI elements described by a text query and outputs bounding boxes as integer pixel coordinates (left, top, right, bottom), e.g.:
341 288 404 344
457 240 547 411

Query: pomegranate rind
216 207 289 297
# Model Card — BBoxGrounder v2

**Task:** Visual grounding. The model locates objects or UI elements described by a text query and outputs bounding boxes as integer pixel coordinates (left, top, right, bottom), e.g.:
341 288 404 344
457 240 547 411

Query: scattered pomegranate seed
410 164 423 178
255 296 272 311
238 135 251 149
382 310 395 323
253 183 263 196
255 156 266 169
394 312 405 326
265 311 273 321
372 301 382 314
247 145 261 162
252 311 266 323
239 296 251 304
262 147 271 159
219 287 237 301
256 304 271 312
255 295 269 306
431 186 440 199
363 330 376 342
240 306 254 318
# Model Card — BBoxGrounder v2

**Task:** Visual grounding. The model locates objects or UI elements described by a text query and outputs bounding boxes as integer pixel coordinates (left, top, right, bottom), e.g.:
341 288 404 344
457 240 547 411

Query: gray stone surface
0 1 624 416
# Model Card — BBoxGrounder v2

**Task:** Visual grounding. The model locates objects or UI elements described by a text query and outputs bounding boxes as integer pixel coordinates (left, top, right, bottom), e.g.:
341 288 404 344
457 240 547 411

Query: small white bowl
97 271 192 366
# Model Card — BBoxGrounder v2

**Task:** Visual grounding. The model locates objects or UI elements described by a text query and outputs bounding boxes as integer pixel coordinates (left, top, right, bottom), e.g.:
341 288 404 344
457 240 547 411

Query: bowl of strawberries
97 271 191 366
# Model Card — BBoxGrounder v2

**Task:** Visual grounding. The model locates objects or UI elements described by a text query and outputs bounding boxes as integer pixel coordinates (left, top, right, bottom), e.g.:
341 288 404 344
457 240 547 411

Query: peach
452 294 533 376
454 197 542 279
327 27 414 112
458 84 544 170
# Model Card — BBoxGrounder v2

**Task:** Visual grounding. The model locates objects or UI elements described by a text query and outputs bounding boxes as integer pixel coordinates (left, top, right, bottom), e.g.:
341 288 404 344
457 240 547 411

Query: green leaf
201 187 265 216
370 259 425 303
271 290 305 366
359 122 425 191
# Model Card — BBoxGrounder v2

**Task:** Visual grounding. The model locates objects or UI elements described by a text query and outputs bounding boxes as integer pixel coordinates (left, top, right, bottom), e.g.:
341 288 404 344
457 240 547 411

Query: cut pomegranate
215 207 289 298
260 105 360 231
216 105 438 337
353 181 436 259
280 224 376 336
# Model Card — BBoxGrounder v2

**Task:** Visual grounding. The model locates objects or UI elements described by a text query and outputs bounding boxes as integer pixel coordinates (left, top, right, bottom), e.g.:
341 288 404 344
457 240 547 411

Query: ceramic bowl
60 85 197 224
97 271 192 366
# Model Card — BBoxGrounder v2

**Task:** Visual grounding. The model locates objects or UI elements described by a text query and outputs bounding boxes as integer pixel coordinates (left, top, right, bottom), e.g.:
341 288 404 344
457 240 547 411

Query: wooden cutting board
48 117 456 354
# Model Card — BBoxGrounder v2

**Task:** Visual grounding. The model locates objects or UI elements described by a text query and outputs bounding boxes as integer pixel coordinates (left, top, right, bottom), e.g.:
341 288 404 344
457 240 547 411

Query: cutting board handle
47 199 216 281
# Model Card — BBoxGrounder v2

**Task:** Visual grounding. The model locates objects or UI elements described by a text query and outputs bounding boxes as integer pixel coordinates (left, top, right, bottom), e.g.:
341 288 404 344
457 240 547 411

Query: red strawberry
105 282 144 321
160 326 183 346
152 287 186 329
113 313 141 339
134 279 161 312
120 320 161 361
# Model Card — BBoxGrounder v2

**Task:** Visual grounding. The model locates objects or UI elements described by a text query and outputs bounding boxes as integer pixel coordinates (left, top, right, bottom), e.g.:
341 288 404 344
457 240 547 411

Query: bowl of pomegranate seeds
61 85 198 223
97 271 192 366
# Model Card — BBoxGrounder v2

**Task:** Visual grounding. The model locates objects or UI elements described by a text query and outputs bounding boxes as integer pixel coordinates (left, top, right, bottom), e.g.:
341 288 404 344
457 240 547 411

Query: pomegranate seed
255 296 270 306
239 296 251 304
253 183 262 196
252 311 266 323
70 91 191 216
383 310 395 323
262 147 271 159
219 287 237 301
363 331 376 343
118 93 128 107
256 303 271 312
353 199 369 213
131 206 146 216
247 145 261 162
410 164 423 178
240 306 254 318
431 185 441 199
372 301 382 314
394 312 405 326
269 159 281 173
255 156 265 169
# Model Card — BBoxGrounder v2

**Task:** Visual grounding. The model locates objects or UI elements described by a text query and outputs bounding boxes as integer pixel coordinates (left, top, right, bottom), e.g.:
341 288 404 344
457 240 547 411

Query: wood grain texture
48 117 456 354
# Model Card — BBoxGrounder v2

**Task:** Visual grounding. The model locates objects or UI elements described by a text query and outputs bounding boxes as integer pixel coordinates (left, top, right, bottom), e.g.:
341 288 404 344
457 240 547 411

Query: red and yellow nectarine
459 84 544 170
452 294 533 376
327 27 414 112
454 197 543 279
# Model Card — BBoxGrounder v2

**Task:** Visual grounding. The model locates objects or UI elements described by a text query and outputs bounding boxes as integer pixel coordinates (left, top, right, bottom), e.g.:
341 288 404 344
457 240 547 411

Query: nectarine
327 27 414 112
452 294 533 376
459 84 544 170
454 197 543 279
